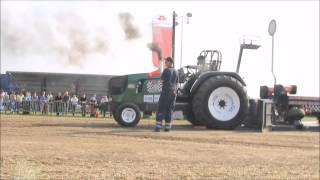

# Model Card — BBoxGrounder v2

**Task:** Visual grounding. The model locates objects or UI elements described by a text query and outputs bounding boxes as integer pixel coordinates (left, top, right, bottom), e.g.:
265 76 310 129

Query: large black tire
112 106 118 120
181 75 197 95
192 75 249 130
285 107 305 122
185 111 204 126
115 103 141 127
243 99 261 129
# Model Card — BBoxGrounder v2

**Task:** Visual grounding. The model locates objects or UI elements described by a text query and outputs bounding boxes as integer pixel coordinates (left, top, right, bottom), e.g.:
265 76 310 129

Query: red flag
148 14 173 78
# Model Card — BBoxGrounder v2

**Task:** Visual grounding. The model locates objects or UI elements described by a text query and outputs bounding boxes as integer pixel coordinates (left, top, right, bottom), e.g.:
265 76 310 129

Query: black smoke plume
147 43 162 61
118 13 141 40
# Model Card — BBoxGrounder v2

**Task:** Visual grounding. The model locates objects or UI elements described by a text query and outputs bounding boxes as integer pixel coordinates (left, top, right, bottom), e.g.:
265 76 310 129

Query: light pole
175 12 192 69
268 19 277 86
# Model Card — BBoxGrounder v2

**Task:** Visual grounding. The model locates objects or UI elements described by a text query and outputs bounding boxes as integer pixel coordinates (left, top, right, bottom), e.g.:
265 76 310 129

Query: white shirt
100 96 108 104
70 96 78 105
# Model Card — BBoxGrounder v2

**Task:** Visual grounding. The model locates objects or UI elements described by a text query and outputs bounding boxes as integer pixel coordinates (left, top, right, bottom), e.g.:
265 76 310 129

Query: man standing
47 92 54 113
99 96 108 118
39 91 47 115
0 89 4 112
70 94 78 116
80 93 87 117
55 92 63 116
16 91 24 114
155 57 178 132
9 91 17 113
89 94 97 117
62 91 70 115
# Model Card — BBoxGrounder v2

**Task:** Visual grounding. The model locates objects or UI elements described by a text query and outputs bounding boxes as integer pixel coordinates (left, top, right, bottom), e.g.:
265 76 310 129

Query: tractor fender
190 72 246 96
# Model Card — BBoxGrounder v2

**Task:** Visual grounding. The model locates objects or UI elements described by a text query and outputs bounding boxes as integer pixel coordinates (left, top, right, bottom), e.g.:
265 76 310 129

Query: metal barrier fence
0 100 111 117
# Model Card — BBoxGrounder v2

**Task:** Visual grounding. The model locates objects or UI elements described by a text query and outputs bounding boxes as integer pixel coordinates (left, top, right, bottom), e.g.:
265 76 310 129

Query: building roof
6 71 114 77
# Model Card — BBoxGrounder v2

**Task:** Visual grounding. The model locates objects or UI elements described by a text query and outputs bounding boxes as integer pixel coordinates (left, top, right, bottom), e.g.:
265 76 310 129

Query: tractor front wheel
115 103 141 127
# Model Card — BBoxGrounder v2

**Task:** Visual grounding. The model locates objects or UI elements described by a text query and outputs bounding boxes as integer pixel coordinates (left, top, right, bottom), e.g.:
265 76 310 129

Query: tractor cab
178 49 222 85
197 50 222 72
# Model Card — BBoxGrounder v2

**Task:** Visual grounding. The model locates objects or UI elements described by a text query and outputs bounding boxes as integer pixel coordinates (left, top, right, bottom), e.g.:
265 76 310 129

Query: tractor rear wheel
192 75 249 129
185 111 204 126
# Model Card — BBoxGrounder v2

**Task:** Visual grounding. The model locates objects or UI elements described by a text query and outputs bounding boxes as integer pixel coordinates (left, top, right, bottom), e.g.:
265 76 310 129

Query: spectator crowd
0 89 112 118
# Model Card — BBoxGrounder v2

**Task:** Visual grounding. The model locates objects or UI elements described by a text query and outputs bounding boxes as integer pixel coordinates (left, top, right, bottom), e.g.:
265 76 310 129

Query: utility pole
174 12 192 69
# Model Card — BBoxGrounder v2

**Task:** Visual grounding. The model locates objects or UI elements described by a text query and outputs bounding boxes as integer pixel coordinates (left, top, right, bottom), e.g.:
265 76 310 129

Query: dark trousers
100 103 108 117
62 102 69 115
81 104 86 117
55 102 63 115
71 104 76 115
156 92 176 123
22 101 31 113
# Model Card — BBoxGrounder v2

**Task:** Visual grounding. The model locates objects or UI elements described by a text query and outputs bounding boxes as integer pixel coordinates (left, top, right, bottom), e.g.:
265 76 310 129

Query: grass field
0 114 319 179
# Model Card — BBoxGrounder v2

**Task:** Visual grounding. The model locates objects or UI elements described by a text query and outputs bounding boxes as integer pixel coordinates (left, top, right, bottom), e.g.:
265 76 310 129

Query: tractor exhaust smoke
1 2 155 75
147 43 162 61
118 13 141 40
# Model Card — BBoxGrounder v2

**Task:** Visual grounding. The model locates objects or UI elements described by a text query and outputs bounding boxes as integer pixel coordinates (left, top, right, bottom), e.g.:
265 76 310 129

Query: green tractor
109 41 260 129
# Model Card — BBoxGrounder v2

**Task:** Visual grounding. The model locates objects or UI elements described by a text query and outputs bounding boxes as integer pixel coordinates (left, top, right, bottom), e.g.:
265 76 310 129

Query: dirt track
1 114 319 179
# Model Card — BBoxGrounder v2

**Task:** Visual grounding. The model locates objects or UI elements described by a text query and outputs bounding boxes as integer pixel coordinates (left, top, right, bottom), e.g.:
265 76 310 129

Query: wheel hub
218 99 226 108
208 87 240 121
121 108 136 123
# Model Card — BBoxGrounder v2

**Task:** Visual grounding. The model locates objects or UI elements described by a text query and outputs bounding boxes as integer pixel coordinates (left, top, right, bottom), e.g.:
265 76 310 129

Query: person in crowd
23 91 32 114
16 91 24 114
80 93 87 117
31 91 38 114
0 89 4 112
154 57 178 132
70 94 78 116
99 96 108 118
3 92 10 113
62 91 70 115
89 94 97 117
38 91 48 115
47 91 54 113
55 92 63 116
9 91 17 113
47 92 53 102
25 92 32 101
